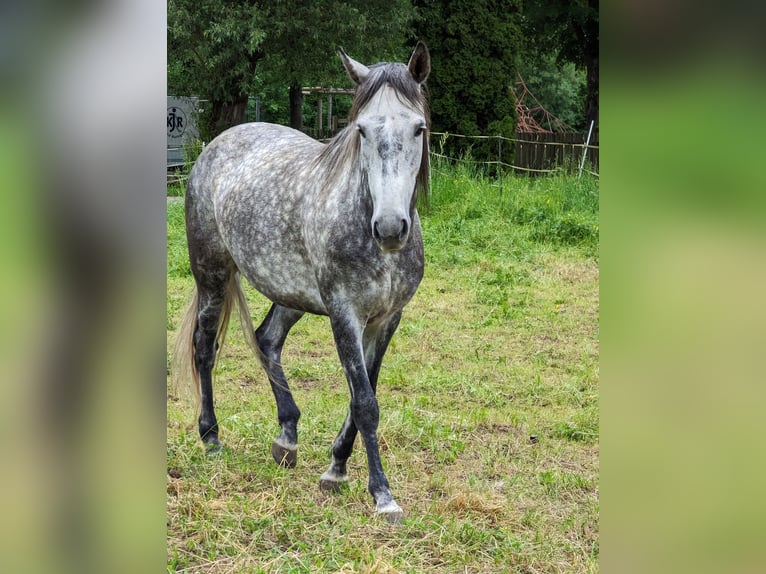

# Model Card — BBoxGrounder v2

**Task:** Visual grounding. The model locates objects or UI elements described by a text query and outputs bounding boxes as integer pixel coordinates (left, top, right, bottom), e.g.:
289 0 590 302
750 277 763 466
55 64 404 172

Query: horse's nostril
400 219 409 239
373 217 409 247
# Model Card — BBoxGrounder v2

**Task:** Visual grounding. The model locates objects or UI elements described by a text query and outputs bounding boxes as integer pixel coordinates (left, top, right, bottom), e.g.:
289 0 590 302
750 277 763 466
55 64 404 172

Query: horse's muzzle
373 215 409 252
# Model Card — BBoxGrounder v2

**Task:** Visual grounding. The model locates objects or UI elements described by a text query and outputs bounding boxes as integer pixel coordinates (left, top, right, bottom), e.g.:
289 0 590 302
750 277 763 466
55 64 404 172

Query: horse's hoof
319 469 349 492
271 441 297 468
378 508 405 524
203 436 221 455
375 500 405 524
319 478 348 493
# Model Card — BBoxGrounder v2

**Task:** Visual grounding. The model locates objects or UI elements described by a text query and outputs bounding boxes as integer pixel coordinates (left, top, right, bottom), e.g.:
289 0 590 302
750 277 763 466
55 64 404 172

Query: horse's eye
415 125 425 137
357 125 366 138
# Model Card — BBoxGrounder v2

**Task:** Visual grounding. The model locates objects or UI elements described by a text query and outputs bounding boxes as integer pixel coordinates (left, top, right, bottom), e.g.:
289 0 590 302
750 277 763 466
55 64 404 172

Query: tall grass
167 139 205 197
167 162 599 573
426 155 599 261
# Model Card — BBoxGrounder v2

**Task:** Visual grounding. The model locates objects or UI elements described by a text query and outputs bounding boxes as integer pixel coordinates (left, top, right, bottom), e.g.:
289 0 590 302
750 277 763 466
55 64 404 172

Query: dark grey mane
315 62 430 204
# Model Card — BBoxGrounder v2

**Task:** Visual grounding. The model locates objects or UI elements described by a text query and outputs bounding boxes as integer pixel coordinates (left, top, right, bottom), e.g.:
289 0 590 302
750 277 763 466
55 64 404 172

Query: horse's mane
314 62 430 206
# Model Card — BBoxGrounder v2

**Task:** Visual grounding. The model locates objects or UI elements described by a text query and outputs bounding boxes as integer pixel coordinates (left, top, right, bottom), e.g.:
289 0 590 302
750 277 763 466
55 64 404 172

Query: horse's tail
171 272 259 410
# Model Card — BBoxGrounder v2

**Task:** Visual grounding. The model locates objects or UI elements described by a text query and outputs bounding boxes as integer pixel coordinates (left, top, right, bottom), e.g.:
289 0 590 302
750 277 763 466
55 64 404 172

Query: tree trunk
206 96 249 140
583 0 599 128
289 84 303 131
583 52 599 128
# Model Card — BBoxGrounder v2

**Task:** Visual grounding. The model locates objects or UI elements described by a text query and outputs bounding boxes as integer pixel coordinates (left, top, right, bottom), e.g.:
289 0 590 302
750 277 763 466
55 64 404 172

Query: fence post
578 120 595 179
427 133 432 205
497 134 503 195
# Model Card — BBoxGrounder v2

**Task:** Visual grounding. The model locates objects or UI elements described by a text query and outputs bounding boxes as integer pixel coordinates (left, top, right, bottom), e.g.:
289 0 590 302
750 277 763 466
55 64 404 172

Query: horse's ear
339 47 370 85
407 41 430 84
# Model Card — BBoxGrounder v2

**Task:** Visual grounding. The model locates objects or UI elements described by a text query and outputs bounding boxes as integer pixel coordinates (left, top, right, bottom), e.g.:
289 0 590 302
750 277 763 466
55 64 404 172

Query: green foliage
259 0 414 130
517 51 587 130
168 0 598 169
260 0 414 88
168 0 266 101
519 0 598 124
168 0 415 136
412 0 521 161
168 0 268 138
520 0 598 69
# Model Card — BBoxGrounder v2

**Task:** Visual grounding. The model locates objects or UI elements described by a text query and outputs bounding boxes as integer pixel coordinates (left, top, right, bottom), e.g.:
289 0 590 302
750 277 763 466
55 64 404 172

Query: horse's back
190 123 320 193
186 123 327 313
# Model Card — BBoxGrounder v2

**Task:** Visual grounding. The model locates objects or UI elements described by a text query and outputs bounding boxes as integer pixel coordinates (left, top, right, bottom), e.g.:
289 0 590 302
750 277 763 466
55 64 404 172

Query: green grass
168 140 205 197
167 161 599 573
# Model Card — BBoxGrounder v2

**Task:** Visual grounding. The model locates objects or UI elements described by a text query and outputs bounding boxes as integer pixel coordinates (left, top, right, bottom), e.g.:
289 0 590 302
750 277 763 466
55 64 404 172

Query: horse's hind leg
255 304 304 467
192 272 232 451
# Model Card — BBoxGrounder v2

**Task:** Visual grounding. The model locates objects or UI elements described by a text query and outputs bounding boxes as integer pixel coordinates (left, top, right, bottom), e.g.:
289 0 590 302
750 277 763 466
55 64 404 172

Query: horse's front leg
321 312 401 491
325 310 403 522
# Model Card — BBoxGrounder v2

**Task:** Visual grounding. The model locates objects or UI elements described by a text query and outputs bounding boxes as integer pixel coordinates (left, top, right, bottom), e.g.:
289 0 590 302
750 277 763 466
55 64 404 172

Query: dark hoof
319 478 348 493
271 441 297 468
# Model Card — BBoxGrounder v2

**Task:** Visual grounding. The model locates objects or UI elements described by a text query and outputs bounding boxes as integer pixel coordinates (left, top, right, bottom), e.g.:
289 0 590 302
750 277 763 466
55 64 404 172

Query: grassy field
166 160 599 573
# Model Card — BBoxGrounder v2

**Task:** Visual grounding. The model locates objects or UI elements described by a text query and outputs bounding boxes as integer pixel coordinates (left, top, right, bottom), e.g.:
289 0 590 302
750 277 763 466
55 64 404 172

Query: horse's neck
313 154 364 204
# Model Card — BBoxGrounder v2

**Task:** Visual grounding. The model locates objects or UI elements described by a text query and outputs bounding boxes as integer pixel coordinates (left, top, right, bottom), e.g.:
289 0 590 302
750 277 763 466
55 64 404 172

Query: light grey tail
171 273 259 409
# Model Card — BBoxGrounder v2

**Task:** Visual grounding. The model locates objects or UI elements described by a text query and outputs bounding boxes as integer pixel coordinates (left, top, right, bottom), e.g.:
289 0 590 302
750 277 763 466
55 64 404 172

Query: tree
168 0 414 138
260 1 414 131
168 0 266 139
521 0 599 127
411 0 523 162
517 51 587 130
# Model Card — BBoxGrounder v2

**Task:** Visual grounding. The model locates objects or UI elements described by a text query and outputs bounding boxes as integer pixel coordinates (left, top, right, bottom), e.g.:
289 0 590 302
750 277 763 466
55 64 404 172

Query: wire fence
429 131 599 178
167 129 599 187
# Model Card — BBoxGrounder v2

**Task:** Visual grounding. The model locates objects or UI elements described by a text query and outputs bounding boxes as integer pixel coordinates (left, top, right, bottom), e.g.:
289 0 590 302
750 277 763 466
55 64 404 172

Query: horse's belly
237 255 327 315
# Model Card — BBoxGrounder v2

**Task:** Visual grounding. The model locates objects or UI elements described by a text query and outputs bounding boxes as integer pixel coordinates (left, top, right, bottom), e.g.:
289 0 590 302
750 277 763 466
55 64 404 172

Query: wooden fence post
317 99 323 138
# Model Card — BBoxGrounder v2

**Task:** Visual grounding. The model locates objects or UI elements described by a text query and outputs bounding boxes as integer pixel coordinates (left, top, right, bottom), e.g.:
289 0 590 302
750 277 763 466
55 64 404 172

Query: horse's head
340 43 430 253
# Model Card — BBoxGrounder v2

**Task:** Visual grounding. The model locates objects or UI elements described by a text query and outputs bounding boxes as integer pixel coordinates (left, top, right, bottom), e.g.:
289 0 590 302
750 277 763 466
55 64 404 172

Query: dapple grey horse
174 43 430 521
